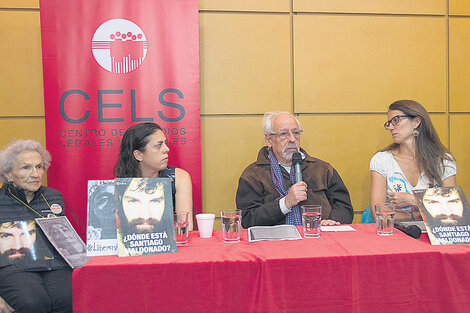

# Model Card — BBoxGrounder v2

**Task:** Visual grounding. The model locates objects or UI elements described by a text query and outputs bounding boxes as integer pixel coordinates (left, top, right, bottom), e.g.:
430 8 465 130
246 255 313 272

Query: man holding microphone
236 111 353 228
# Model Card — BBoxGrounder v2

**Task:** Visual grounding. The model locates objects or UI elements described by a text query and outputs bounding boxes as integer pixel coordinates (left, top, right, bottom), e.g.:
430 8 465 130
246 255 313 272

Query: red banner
39 0 200 236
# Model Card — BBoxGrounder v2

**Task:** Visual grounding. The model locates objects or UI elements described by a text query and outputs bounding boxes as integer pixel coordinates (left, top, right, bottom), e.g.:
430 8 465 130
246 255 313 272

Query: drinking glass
221 209 242 243
375 203 396 236
301 205 322 238
174 212 189 246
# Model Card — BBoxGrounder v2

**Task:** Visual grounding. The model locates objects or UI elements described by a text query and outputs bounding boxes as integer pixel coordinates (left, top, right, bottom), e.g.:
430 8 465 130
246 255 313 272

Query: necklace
8 188 56 219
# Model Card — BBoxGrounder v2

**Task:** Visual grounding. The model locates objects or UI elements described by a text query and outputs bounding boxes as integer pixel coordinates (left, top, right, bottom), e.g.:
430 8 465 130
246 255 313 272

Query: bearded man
115 178 173 256
236 112 353 228
421 187 468 227
0 221 37 265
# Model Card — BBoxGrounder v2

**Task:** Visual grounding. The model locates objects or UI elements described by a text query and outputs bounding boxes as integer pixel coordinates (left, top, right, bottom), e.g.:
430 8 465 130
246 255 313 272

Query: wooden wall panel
450 0 470 15
0 118 45 148
449 18 470 112
0 11 44 116
294 0 445 15
201 116 265 221
0 0 38 9
450 115 470 195
200 0 289 12
294 15 447 113
200 13 291 114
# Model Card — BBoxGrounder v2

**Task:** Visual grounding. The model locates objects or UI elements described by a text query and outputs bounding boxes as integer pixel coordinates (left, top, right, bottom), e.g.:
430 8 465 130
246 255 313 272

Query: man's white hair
262 111 302 137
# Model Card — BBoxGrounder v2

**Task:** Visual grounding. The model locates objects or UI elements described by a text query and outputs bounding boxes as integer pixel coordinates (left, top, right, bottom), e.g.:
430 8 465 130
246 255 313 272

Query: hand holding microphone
285 182 307 208
285 152 307 208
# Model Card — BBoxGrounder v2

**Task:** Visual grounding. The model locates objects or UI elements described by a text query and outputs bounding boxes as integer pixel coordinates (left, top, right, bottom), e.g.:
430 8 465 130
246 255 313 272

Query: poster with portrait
414 186 470 245
86 180 118 256
36 216 89 268
0 220 55 267
115 177 177 257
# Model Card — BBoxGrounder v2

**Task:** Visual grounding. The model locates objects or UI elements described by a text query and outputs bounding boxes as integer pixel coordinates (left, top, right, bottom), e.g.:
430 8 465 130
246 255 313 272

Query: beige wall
2 0 470 224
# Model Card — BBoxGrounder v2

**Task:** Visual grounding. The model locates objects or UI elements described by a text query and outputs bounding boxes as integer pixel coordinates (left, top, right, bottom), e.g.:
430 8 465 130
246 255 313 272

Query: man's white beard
282 143 299 161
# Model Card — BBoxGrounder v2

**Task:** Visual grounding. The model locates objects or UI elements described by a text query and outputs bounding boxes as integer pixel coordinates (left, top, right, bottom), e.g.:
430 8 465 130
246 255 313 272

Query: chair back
361 205 374 224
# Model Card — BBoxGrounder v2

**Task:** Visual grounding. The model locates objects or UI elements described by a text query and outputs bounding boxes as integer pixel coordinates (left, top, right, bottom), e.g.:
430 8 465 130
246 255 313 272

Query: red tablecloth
73 224 470 313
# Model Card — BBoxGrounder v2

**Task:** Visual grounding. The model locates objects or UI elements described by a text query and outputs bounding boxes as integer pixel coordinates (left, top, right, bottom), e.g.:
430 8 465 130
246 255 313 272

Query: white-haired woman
0 140 72 313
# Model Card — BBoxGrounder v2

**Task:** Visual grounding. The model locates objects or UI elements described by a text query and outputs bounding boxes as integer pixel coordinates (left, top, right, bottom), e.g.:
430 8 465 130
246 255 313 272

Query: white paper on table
320 225 356 232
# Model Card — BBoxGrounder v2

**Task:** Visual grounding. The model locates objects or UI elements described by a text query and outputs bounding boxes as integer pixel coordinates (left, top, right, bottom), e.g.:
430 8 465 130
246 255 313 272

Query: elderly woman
114 122 193 228
0 140 72 313
370 100 457 223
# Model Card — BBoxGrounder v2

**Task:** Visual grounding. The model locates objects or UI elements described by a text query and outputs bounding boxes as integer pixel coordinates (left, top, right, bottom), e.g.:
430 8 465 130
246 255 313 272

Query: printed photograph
36 216 89 268
115 177 177 256
0 220 54 267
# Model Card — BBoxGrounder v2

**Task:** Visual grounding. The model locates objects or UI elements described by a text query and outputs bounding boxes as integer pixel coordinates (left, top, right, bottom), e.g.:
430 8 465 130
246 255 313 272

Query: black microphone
292 152 302 182
395 223 421 239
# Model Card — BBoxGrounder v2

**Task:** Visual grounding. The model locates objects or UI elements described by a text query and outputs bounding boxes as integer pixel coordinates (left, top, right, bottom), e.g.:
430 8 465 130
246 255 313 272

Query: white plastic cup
196 213 215 238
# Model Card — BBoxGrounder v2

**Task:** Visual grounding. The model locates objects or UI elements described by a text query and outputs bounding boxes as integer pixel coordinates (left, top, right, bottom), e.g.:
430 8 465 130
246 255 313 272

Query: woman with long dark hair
114 123 193 228
370 100 456 222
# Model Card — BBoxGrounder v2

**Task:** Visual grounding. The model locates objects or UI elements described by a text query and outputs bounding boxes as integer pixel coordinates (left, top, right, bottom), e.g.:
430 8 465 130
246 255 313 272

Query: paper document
248 225 302 242
320 225 356 232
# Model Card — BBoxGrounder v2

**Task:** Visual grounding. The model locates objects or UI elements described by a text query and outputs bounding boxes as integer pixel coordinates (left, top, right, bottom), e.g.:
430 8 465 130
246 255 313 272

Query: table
73 224 470 313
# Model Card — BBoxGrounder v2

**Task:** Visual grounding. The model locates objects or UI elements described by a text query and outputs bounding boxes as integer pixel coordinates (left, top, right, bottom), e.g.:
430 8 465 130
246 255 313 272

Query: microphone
395 223 421 239
292 152 303 182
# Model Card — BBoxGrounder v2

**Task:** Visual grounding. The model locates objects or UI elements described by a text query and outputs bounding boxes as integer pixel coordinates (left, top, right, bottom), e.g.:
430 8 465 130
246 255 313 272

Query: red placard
39 0 201 237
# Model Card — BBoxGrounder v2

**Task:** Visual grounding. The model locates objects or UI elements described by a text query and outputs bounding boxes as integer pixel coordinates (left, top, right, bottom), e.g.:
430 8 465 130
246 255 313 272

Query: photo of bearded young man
115 178 176 256
421 187 470 227
0 221 38 266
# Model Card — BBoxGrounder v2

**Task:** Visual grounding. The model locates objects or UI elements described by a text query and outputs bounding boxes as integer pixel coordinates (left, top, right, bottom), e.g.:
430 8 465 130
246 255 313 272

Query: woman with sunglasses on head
369 100 456 222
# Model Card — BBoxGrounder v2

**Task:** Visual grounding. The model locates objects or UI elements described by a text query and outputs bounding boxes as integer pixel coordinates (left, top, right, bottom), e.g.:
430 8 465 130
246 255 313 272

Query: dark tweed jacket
236 146 353 228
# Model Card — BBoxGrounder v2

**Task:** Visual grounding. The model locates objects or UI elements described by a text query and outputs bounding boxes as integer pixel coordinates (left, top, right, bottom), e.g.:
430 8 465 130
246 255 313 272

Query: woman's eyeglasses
384 115 411 130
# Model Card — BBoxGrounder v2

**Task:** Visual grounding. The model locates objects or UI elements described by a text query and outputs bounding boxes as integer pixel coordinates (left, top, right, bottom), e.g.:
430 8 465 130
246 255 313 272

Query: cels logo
92 19 148 73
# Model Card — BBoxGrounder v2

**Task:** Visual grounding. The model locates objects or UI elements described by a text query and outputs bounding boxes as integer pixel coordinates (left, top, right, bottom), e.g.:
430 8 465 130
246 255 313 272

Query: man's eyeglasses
384 115 411 130
269 129 303 140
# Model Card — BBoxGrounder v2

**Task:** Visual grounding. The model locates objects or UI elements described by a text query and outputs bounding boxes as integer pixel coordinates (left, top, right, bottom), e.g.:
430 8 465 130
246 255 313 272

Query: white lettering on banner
123 231 168 242
129 239 164 247
125 245 172 254
438 232 470 238
437 237 470 244
432 226 456 233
